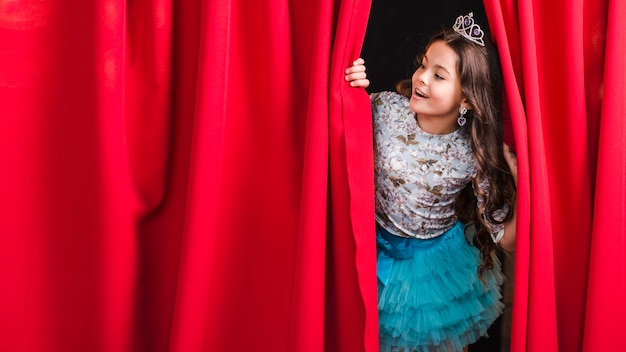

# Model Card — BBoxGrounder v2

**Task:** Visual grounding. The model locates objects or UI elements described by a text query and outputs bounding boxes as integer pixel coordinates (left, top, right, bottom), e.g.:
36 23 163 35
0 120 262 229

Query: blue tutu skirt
376 221 505 352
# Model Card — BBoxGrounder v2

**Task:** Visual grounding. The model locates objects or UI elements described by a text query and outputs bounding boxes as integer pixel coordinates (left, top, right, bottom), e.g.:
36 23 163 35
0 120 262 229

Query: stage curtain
484 0 626 351
0 0 377 351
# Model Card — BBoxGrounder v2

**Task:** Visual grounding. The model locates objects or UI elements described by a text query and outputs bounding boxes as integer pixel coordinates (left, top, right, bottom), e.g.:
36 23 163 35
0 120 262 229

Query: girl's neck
415 114 459 135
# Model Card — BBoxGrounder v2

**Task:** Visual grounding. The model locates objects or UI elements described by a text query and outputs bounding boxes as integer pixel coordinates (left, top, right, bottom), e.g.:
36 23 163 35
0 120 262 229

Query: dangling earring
457 106 467 127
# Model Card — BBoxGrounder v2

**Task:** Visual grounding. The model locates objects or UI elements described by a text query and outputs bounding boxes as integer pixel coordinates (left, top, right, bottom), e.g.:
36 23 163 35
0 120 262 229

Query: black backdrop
361 1 503 351
361 0 492 93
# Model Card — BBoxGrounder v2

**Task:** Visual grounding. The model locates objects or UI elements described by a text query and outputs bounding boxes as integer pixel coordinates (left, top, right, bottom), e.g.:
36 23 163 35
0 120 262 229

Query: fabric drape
484 0 626 351
3 0 625 351
0 0 376 351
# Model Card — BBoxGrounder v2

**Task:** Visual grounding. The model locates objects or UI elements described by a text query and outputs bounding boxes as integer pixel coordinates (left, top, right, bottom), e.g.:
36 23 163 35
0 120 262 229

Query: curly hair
396 29 516 277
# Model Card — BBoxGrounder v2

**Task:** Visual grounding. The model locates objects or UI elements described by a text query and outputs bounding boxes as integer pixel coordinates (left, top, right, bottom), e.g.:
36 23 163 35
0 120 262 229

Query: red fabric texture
3 0 625 351
583 0 626 350
0 0 376 351
484 0 626 351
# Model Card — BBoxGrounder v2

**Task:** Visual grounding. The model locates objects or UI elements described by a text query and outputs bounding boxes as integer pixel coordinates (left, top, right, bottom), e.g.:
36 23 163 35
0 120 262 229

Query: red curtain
3 0 625 351
0 0 376 351
484 0 626 351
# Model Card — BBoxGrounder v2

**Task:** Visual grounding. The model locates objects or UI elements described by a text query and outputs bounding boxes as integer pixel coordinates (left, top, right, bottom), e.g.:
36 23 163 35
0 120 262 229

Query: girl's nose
413 70 426 85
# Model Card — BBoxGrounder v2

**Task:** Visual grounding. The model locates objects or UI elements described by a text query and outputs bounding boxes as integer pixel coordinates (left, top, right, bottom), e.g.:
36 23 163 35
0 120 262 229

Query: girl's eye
435 74 444 80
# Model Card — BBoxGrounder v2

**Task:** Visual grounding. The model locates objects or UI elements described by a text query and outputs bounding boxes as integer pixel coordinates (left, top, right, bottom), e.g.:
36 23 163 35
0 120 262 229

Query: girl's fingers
345 58 366 74
349 78 370 88
345 65 366 75
503 144 518 183
345 58 368 87
345 71 367 81
353 57 365 65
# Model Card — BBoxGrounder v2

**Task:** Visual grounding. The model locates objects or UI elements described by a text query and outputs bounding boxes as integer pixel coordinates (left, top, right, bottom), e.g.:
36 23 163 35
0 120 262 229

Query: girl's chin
409 100 422 114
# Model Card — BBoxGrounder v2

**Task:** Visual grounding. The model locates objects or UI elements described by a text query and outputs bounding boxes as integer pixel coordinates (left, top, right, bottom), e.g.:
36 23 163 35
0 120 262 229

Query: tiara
452 12 485 46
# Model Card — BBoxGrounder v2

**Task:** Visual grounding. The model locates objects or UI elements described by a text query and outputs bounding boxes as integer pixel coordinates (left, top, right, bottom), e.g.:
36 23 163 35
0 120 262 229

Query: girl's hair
397 28 516 277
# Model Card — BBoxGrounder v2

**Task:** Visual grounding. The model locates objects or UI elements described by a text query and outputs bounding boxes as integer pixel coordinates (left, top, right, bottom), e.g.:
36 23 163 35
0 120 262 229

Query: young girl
345 13 518 352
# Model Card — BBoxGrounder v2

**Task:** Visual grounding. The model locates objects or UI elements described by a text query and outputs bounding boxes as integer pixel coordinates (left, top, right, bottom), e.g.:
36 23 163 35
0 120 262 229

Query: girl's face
410 40 467 131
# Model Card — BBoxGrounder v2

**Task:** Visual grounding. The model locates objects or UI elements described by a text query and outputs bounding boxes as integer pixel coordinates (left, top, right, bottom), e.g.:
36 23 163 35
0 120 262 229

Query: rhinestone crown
452 12 485 46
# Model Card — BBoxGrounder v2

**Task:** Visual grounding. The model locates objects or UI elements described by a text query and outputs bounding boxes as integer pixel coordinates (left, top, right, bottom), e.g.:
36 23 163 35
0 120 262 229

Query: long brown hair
397 29 516 276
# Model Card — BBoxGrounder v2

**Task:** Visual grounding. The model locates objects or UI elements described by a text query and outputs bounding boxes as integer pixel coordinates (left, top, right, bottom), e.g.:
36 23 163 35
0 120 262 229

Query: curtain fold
162 0 375 350
327 1 377 351
484 0 625 351
1 2 140 350
583 0 626 350
3 0 625 351
1 0 376 351
482 2 538 351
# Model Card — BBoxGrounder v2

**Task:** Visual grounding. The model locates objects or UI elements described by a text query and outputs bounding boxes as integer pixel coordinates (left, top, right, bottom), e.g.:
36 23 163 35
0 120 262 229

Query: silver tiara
452 12 485 46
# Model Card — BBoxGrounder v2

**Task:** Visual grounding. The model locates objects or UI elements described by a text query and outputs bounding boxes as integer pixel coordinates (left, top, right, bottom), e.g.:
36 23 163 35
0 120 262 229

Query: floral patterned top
372 91 506 240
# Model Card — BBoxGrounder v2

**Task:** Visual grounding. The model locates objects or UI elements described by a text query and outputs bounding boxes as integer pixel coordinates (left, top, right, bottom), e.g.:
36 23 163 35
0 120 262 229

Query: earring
457 106 467 126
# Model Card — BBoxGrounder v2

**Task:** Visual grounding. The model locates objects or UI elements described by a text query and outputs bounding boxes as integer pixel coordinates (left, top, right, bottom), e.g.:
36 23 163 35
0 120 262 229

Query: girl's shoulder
370 91 408 106
370 91 411 116
370 91 414 131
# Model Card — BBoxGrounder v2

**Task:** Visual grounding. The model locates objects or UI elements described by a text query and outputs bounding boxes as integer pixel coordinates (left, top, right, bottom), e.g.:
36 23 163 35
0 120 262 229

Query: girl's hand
345 58 369 88
503 143 518 185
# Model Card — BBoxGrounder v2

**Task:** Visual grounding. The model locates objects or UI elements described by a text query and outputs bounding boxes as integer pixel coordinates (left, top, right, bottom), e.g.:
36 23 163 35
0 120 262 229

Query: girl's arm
499 143 518 252
345 58 370 88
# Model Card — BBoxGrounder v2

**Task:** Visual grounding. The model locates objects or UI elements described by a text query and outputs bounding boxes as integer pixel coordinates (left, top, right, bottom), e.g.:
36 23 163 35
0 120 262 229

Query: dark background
361 1 503 351
361 0 492 93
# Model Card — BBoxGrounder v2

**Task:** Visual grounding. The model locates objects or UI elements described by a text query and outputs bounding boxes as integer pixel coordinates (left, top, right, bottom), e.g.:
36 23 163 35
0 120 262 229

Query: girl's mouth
414 89 428 98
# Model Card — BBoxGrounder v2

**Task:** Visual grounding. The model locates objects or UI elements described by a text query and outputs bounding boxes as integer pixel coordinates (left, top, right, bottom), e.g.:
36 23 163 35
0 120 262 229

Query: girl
345 13 518 352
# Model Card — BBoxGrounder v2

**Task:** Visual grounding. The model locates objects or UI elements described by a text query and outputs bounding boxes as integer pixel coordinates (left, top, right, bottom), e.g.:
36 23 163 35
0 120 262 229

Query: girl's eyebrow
434 64 451 75
422 55 452 75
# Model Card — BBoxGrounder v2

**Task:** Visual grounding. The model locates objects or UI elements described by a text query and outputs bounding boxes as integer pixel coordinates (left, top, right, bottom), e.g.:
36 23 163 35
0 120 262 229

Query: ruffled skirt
376 221 505 352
